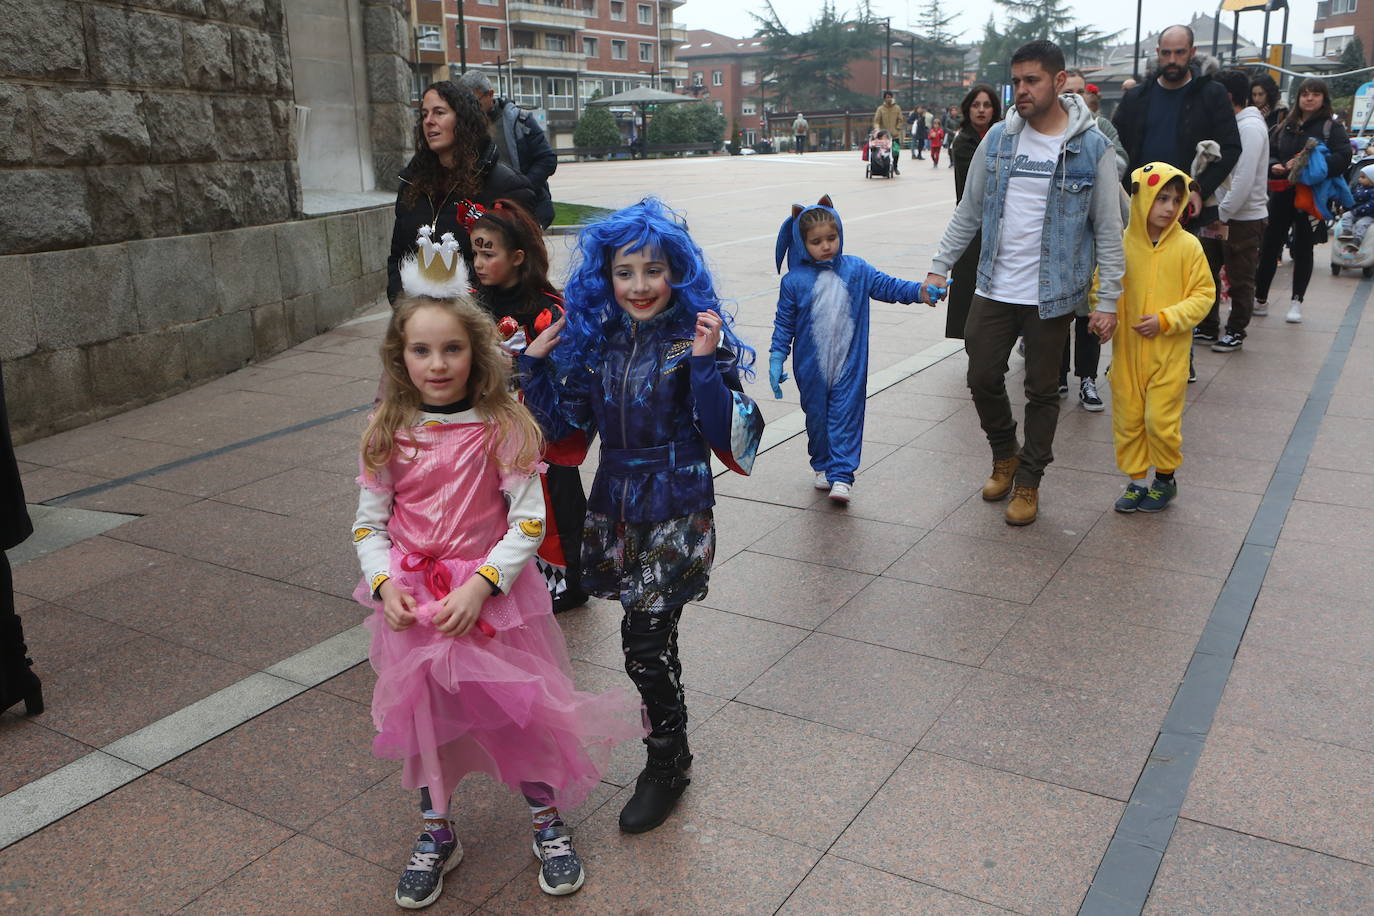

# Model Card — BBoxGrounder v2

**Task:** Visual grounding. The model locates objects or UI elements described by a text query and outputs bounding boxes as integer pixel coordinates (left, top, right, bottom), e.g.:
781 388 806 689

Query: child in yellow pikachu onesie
1110 163 1215 514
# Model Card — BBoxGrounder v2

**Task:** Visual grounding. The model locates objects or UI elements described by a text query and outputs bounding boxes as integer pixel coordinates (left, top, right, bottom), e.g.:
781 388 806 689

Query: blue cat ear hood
775 202 844 272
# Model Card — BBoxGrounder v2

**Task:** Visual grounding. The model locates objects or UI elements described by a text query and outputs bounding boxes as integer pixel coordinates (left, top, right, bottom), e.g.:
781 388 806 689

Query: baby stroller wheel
1332 263 1343 276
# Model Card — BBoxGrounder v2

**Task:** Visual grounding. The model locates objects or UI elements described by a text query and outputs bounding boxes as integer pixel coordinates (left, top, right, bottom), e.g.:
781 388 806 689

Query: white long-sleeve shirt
352 407 545 598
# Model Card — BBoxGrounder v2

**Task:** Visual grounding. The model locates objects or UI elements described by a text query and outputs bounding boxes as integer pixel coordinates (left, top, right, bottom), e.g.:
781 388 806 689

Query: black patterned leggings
622 603 690 768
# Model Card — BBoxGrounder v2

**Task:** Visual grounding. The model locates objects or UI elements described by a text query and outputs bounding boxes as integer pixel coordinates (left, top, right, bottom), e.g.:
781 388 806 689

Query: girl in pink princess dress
352 293 643 909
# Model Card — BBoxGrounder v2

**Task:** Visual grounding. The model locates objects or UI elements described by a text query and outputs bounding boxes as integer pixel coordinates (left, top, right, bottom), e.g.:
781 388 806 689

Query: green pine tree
574 95 621 149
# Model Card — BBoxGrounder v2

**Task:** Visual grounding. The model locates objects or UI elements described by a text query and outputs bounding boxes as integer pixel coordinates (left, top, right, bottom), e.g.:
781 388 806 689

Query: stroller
1331 154 1374 278
865 130 894 179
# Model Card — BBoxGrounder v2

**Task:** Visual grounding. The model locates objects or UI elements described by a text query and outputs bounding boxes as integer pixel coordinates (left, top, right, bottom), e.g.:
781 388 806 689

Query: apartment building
678 27 947 146
409 0 690 145
1313 0 1374 61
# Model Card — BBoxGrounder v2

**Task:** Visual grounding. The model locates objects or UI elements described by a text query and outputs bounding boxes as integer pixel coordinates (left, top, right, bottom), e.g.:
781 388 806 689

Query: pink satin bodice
381 422 508 562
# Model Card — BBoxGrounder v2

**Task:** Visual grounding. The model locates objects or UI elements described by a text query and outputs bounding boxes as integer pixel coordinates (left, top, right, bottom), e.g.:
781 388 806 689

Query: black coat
386 142 538 304
0 365 31 551
1112 63 1241 206
1271 113 1351 178
946 125 986 339
493 99 558 228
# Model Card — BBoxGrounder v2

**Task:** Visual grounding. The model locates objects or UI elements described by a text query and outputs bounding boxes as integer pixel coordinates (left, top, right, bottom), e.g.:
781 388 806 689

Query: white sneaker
813 471 830 490
828 482 851 503
1286 300 1302 323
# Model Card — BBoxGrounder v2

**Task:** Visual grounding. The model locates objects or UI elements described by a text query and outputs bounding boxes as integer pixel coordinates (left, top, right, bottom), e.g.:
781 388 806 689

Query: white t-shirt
982 124 1065 305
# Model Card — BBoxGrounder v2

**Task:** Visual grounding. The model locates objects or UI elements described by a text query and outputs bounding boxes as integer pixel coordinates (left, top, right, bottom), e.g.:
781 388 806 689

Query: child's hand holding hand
1132 314 1161 338
433 576 490 638
692 310 722 356
1088 311 1117 342
524 316 565 360
379 580 418 632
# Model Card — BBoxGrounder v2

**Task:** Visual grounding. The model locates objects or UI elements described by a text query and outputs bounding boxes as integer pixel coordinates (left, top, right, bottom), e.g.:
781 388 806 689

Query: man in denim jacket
924 40 1124 527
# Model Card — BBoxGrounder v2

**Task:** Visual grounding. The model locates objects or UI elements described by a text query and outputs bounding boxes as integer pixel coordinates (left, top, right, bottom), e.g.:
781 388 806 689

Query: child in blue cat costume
769 195 934 502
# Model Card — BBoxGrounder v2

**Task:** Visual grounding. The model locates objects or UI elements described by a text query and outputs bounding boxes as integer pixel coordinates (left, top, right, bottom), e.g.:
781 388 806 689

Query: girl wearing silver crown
354 240 642 908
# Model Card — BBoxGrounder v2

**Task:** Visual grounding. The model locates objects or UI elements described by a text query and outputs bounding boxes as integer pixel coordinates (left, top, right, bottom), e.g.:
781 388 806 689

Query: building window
478 0 497 5
693 71 704 86
711 70 723 86
579 77 604 100
611 78 632 94
610 0 625 20
1334 0 1357 12
479 26 499 51
583 36 598 57
513 75 541 108
581 0 596 12
639 41 653 62
742 101 756 115
416 26 441 52
611 38 627 59
545 77 574 109
513 29 535 50
714 100 723 113
546 34 568 52
741 69 756 86
637 3 653 24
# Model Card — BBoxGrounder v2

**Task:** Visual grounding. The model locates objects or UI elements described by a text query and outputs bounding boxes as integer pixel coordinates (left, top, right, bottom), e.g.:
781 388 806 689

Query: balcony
509 48 584 70
660 24 687 44
658 0 685 7
508 1 587 30
415 0 443 25
662 60 688 77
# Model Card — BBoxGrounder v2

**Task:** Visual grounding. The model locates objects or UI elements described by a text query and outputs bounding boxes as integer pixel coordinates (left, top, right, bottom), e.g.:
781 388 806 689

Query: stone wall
1 206 392 443
0 0 302 254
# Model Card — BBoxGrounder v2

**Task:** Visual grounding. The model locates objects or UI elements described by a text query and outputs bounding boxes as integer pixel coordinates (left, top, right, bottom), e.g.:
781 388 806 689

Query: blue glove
768 353 788 399
921 282 947 303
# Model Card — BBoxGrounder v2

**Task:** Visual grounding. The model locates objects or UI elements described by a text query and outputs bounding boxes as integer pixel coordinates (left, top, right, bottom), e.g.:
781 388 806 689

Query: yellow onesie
1110 162 1216 478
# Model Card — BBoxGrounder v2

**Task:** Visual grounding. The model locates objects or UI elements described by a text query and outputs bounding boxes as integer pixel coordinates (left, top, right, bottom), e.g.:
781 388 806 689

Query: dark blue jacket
518 301 763 524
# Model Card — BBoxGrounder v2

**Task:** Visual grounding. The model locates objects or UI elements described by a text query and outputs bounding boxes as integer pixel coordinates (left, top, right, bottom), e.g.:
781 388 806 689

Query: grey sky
677 0 1320 57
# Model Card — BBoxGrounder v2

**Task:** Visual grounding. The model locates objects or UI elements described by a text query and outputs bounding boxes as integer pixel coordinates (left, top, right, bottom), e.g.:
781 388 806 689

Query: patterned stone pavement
4 153 1374 914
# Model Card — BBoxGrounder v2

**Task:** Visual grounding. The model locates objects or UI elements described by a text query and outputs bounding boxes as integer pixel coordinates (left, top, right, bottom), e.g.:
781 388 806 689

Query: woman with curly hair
386 82 538 304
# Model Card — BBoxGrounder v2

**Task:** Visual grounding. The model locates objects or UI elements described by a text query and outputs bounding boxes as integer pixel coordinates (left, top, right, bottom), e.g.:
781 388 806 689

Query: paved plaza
4 152 1374 914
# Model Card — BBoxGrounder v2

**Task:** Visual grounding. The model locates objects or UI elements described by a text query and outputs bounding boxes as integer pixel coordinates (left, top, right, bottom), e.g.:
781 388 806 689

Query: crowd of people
1 24 1353 913
361 28 1352 908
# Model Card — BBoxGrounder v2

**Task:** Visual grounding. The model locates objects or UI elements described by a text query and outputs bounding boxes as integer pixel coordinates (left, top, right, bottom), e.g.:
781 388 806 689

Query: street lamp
883 17 892 94
494 57 518 100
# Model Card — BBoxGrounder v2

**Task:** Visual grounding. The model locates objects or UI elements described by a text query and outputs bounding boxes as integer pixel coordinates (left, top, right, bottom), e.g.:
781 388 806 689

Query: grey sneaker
395 831 462 909
1253 300 1268 317
532 822 585 896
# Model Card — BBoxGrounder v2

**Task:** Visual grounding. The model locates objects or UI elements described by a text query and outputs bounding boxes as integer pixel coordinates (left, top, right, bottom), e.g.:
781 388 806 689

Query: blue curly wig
556 198 756 378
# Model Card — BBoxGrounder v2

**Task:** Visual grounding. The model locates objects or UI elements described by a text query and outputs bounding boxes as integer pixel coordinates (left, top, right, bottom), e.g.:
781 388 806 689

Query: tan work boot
981 455 1019 501
1005 485 1039 526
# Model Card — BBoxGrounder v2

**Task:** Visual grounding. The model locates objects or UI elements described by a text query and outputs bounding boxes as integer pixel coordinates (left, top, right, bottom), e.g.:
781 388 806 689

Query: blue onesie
770 202 925 484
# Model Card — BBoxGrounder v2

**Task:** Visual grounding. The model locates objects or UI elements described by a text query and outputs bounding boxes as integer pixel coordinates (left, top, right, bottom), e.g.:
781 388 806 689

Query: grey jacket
931 94 1124 317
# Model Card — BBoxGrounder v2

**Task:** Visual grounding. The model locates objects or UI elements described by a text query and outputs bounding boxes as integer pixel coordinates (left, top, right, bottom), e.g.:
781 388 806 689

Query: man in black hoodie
1113 25 1241 372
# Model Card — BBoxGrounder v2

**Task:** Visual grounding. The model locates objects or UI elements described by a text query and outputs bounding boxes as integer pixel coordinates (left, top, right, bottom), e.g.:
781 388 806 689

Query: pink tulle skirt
356 554 645 810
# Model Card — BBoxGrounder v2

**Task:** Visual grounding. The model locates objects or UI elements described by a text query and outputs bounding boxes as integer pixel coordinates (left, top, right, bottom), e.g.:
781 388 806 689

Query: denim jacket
518 301 764 524
931 93 1124 319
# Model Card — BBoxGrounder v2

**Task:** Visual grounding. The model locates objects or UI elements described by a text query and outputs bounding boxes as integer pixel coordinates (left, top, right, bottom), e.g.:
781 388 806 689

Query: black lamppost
884 17 892 94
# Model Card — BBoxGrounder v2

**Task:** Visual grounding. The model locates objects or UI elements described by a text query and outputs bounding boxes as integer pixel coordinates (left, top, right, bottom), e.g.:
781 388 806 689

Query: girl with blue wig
519 199 764 833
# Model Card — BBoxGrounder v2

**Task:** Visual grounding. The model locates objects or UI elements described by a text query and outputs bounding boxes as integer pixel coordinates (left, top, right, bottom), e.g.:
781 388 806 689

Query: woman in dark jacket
386 81 537 304
1 365 41 717
1250 75 1287 130
1255 78 1350 324
946 84 1002 339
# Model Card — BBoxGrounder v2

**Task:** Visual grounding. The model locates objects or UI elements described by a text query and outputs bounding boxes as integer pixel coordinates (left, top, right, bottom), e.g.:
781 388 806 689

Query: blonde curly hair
361 295 544 477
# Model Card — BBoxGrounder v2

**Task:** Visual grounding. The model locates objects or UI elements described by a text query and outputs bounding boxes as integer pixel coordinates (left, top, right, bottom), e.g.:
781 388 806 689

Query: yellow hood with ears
1126 161 1198 247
